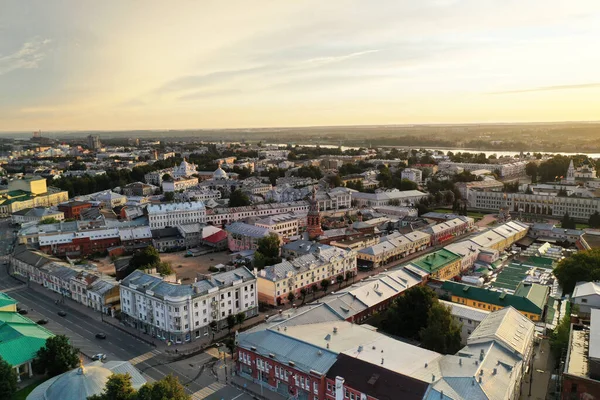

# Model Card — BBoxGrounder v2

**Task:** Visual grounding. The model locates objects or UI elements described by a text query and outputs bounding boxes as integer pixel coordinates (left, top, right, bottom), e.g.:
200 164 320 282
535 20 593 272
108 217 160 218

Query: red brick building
58 201 92 219
38 229 120 257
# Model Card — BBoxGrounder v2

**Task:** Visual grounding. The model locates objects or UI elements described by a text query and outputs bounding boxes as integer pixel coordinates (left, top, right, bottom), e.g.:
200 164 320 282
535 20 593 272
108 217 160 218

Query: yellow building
0 177 69 217
410 249 462 281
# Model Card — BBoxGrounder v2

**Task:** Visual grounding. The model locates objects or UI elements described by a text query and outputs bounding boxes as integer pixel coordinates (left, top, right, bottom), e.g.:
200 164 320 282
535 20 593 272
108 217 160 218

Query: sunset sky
1 0 600 131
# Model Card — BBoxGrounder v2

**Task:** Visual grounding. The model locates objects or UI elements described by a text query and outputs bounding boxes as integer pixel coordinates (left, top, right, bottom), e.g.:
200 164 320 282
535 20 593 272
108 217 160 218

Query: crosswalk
190 382 226 399
129 349 161 365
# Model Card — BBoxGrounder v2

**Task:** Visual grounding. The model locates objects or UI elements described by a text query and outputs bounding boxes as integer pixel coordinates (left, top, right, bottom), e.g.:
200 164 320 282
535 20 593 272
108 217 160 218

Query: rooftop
411 249 461 274
0 311 54 366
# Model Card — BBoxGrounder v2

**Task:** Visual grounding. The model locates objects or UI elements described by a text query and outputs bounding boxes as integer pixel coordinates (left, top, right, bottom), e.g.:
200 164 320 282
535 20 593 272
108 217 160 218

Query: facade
11 207 64 224
306 190 324 240
468 190 600 220
442 280 549 321
162 177 199 192
205 201 310 226
122 182 156 196
572 281 600 317
0 177 69 217
257 246 357 305
38 228 121 257
87 134 101 150
226 222 274 252
58 201 92 219
401 168 423 183
351 189 427 208
356 231 431 269
255 213 299 239
409 248 462 281
438 160 527 177
147 201 206 229
172 159 197 178
422 217 473 246
120 267 257 343
439 300 489 345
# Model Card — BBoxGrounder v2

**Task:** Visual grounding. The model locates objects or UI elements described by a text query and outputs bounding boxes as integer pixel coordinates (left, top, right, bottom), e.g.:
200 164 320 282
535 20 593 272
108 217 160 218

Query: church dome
213 167 229 180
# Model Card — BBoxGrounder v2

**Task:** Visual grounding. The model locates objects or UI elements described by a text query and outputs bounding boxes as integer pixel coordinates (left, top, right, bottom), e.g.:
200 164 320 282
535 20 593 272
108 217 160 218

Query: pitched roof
411 249 461 274
573 281 600 299
0 312 54 366
0 292 18 309
441 281 546 315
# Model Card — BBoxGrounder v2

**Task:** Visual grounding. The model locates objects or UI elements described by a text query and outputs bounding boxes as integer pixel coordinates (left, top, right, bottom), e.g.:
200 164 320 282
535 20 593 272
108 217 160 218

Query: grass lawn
13 380 44 400
576 223 590 229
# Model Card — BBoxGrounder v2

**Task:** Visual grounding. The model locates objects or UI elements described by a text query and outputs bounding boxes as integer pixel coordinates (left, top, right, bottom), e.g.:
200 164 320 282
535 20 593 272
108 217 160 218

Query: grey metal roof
238 329 338 374
590 309 600 360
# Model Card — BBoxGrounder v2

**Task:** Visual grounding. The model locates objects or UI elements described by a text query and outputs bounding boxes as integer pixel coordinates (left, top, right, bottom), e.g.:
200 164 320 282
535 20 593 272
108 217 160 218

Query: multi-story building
572 281 600 318
442 280 549 321
147 201 206 229
225 222 275 252
438 160 527 178
351 189 427 208
468 190 600 221
258 150 290 159
38 228 121 257
205 201 310 226
315 187 353 211
58 200 92 219
408 248 462 281
257 246 356 306
119 267 257 343
122 182 156 196
400 168 422 183
439 300 489 345
422 217 473 246
255 213 299 239
162 177 199 192
356 231 431 269
87 134 101 150
144 168 173 186
0 177 69 217
177 188 222 202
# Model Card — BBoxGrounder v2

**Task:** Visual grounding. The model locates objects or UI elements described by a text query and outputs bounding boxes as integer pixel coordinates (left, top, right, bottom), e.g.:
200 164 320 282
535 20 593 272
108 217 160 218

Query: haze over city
2 0 600 131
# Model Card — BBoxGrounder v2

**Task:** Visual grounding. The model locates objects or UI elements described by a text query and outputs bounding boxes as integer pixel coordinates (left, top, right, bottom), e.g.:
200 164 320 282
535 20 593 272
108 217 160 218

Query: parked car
95 333 107 339
92 354 106 361
17 309 28 315
57 310 67 317
36 319 49 325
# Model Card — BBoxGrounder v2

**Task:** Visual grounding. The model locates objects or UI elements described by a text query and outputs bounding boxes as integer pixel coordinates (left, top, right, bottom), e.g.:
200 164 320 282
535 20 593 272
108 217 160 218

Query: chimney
478 376 482 384
493 368 497 375
431 374 435 382
381 358 384 365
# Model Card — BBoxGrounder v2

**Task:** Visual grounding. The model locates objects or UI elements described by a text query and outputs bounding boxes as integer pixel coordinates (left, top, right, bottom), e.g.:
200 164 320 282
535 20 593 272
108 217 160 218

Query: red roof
203 230 227 244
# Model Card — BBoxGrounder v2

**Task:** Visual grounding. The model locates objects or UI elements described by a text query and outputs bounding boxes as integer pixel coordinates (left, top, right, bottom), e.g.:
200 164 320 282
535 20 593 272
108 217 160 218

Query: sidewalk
213 357 283 400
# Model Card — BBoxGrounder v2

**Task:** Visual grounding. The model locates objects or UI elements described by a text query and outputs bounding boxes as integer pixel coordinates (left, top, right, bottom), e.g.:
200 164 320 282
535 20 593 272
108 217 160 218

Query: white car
92 354 106 361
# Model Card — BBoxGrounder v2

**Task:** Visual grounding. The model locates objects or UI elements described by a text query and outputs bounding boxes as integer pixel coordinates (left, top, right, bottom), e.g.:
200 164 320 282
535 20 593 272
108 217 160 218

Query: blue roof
238 329 338 374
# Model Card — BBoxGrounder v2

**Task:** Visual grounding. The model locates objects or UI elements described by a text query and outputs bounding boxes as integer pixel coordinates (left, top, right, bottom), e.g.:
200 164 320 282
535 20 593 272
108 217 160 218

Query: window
582 299 588 303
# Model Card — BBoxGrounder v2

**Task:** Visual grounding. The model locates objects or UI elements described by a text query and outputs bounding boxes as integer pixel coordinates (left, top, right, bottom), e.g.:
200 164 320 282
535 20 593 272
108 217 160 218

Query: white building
205 201 310 226
120 267 257 343
351 189 427 208
400 168 422 183
438 160 528 178
572 281 600 317
11 208 64 225
172 159 197 178
439 300 489 345
147 201 206 229
162 177 199 192
258 149 290 159
255 213 299 239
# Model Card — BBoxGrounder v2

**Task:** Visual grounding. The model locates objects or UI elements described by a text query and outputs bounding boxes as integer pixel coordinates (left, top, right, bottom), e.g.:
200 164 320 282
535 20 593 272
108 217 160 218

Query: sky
1 0 600 131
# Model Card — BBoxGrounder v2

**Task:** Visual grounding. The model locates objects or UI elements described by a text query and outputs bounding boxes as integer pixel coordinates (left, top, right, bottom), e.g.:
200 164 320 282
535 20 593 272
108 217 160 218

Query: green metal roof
514 282 550 311
491 263 530 291
411 249 461 274
0 292 17 309
0 312 54 366
524 256 554 269
441 281 547 315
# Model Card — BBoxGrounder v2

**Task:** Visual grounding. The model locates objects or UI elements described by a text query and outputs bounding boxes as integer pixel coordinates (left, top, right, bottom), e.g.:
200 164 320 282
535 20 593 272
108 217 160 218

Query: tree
253 233 281 269
0 356 17 400
300 288 308 304
554 249 600 294
229 189 251 207
560 212 576 230
287 292 296 303
311 283 319 299
345 271 353 284
162 173 173 182
326 174 343 188
419 303 462 354
320 279 330 293
130 375 190 400
226 314 236 333
336 275 344 289
550 311 571 360
525 162 538 183
155 261 173 276
589 211 600 228
380 286 437 339
163 191 175 202
129 246 161 271
33 335 80 377
88 373 136 400
39 217 61 225
235 312 245 329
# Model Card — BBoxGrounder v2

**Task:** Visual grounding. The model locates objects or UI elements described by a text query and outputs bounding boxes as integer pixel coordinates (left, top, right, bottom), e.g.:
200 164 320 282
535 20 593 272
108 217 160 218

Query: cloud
0 37 51 75
178 88 242 102
490 82 600 94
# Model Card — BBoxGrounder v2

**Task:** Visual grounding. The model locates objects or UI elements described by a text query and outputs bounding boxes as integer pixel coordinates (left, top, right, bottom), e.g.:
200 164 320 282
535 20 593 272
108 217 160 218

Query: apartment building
120 267 257 343
205 201 309 226
257 246 357 306
400 168 423 183
255 214 299 239
225 222 275 252
162 177 199 192
147 201 206 229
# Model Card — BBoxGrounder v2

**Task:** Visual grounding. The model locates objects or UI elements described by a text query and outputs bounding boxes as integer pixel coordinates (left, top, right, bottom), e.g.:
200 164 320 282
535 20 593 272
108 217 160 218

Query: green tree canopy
0 356 17 400
88 373 136 400
419 303 462 354
40 217 61 225
33 335 80 377
549 311 571 360
130 246 160 270
228 189 251 207
91 374 189 400
554 249 600 294
589 211 600 228
560 212 576 230
380 286 438 339
163 191 175 202
253 233 281 269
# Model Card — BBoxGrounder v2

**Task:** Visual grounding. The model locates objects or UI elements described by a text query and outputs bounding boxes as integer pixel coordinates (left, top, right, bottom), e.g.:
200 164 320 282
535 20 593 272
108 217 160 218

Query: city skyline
2 0 600 131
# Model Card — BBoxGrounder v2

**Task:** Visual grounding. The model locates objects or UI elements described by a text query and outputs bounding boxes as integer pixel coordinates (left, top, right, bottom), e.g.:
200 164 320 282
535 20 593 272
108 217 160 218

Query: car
91 354 106 361
95 333 107 339
57 311 67 317
36 319 49 325
17 309 28 315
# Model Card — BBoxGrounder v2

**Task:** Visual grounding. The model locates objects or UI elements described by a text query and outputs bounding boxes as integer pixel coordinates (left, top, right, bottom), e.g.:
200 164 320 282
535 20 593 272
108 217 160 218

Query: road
0 261 245 398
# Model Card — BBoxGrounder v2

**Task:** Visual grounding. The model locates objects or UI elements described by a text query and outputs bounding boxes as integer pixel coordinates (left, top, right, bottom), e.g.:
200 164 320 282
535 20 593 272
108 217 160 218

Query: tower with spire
566 159 575 183
306 186 324 240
